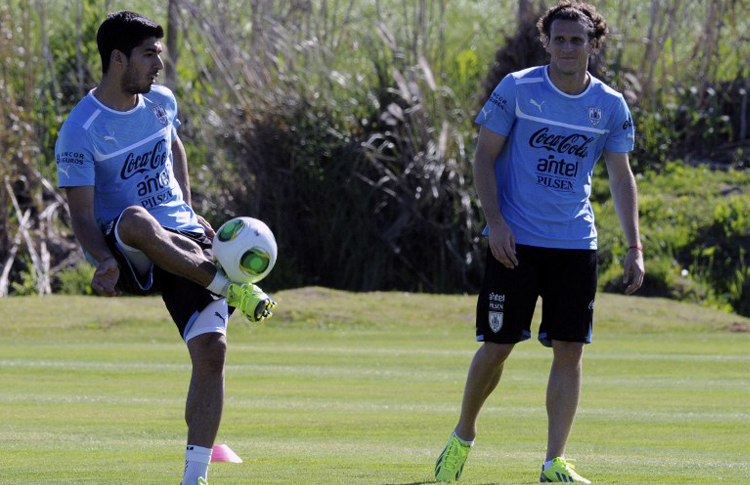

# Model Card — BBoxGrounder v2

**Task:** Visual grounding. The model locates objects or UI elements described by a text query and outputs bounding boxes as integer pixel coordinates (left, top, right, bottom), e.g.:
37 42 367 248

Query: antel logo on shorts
488 292 505 311
488 293 505 333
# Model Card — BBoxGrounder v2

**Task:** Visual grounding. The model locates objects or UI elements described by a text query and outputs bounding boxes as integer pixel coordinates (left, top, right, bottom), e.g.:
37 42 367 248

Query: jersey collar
543 65 594 99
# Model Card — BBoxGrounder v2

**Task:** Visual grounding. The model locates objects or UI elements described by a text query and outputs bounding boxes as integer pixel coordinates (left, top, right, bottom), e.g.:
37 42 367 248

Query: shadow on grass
382 483 501 485
381 482 433 485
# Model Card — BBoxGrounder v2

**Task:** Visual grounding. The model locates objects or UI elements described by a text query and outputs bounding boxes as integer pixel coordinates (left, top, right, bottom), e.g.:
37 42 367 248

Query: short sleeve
170 90 181 138
604 97 635 153
475 74 517 136
55 122 95 187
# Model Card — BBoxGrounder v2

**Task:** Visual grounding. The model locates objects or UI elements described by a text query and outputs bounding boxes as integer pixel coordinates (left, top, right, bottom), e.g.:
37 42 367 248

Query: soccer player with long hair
434 2 644 482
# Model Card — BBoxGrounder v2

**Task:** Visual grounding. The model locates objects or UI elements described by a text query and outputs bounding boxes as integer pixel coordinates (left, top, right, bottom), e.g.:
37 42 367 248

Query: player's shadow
383 482 500 485
381 482 433 485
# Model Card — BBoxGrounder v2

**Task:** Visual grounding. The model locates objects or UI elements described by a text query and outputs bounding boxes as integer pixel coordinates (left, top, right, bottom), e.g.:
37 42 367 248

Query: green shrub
9 257 39 296
595 162 750 315
56 263 95 296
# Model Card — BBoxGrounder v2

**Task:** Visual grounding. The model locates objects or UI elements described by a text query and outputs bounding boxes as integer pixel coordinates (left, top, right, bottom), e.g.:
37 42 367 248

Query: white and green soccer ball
212 216 277 284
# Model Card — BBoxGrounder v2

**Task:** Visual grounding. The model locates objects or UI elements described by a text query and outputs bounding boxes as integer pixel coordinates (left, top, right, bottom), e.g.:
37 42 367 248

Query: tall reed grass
1 0 749 314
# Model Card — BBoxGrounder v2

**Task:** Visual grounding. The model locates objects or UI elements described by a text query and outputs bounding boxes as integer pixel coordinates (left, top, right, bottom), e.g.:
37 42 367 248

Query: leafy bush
57 263 95 296
595 162 750 315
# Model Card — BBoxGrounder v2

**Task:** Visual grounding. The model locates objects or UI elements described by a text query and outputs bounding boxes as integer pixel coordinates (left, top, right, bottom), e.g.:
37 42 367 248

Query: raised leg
116 206 216 287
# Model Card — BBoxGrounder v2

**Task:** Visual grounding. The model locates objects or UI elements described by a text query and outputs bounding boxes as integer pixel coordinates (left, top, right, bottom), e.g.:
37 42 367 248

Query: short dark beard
121 64 151 95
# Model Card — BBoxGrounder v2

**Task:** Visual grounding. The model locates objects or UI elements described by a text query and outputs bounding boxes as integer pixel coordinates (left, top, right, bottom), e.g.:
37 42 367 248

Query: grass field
1 288 749 484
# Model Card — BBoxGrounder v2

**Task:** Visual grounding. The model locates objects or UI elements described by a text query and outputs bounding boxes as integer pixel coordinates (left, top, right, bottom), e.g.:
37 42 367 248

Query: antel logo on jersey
529 128 594 158
120 139 168 180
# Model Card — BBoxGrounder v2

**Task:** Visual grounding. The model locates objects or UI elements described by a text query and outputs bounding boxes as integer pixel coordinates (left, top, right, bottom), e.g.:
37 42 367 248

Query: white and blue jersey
55 85 202 233
476 65 635 249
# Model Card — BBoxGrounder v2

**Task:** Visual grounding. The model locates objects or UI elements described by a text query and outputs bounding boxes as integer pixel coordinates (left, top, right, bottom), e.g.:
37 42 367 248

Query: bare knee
117 206 160 246
188 333 227 375
480 342 514 367
551 341 585 366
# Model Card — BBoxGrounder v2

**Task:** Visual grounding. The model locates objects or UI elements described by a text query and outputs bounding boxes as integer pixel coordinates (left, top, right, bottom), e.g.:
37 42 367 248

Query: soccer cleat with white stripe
540 457 591 483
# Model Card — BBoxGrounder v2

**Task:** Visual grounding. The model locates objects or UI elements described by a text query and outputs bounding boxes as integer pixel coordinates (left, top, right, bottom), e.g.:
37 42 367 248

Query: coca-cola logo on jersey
120 139 168 180
529 128 594 158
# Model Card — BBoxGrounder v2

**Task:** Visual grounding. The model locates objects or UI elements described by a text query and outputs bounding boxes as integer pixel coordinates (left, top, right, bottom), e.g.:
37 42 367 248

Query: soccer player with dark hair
434 2 644 483
55 11 276 485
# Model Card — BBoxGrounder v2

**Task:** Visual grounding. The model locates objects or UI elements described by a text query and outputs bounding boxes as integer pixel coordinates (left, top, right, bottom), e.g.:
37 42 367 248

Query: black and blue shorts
100 214 223 338
476 244 598 347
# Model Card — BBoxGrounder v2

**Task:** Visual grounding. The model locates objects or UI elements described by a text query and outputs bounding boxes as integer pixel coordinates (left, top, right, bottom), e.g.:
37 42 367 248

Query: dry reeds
1 0 748 294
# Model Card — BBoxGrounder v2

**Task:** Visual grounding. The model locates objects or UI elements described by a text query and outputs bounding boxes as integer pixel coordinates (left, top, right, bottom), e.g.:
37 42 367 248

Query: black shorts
476 244 597 347
102 215 222 337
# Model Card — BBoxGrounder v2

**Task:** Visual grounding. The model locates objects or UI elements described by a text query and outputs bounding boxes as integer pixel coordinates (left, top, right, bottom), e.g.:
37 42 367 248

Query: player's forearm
473 154 506 229
609 172 641 248
70 214 115 264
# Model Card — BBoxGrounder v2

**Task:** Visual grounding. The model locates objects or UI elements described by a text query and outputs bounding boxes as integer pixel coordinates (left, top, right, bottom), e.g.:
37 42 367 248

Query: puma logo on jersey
58 165 72 178
103 135 116 142
530 99 545 112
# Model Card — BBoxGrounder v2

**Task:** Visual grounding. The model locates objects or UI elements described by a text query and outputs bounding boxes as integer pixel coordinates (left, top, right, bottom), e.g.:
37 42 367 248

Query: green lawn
1 288 748 484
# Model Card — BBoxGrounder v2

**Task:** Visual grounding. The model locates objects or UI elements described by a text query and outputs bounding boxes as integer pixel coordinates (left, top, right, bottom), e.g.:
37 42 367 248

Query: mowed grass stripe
3 340 750 361
1 291 749 484
2 358 748 389
2 390 748 422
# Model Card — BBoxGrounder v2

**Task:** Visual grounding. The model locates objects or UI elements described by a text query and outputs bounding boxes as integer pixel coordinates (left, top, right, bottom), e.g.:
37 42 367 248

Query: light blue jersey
476 65 634 249
55 85 202 233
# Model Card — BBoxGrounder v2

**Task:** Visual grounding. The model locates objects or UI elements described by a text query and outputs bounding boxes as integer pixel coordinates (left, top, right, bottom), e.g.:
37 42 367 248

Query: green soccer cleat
435 434 472 482
226 283 277 322
540 457 591 483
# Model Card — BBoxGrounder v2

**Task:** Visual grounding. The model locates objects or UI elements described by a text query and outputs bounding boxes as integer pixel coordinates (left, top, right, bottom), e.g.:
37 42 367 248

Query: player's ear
111 49 126 70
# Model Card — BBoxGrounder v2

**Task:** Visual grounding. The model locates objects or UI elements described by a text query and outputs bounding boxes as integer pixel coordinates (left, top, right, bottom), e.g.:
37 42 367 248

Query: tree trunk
76 0 84 98
165 0 181 90
518 0 536 28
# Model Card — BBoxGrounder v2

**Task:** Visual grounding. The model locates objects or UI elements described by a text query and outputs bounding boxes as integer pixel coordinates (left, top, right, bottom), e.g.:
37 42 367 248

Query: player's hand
91 257 121 297
197 214 215 239
622 248 644 295
488 221 518 269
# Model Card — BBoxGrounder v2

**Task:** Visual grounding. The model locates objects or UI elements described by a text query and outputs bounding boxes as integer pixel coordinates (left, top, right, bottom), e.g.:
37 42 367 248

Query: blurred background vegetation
1 0 749 316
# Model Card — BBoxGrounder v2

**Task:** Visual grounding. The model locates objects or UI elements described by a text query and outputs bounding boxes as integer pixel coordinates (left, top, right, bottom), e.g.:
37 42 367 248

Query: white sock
543 459 556 471
182 444 212 485
206 272 231 297
453 431 474 446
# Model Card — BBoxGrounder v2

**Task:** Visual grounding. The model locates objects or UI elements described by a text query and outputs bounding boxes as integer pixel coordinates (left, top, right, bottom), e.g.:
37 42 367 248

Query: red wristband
628 246 642 251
